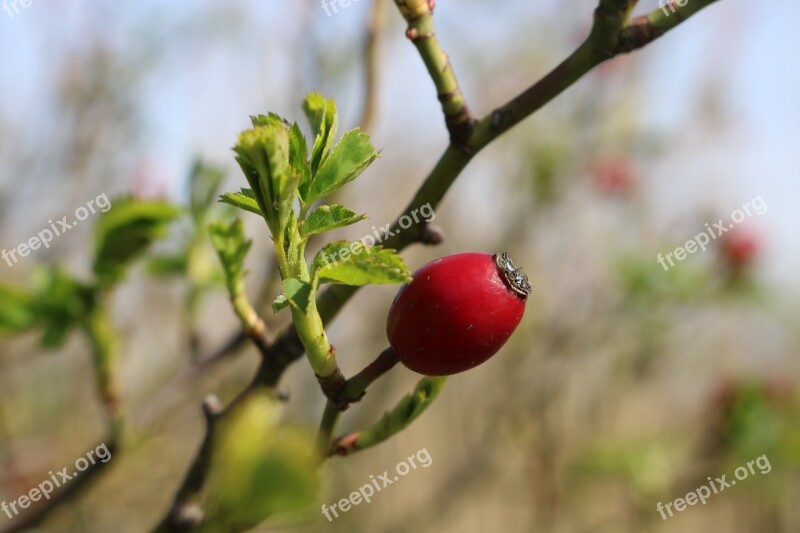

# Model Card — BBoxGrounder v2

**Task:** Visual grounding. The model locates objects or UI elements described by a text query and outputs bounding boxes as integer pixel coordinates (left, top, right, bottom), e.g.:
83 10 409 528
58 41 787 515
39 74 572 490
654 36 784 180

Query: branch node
405 28 434 42
202 394 222 421
420 224 445 245
316 366 347 401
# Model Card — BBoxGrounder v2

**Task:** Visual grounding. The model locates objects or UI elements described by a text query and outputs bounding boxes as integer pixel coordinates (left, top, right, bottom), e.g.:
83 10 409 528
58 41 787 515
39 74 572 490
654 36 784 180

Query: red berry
386 252 531 376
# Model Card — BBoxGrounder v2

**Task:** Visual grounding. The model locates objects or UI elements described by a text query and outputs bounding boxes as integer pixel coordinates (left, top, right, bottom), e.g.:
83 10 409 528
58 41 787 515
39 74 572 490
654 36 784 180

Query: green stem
83 302 123 441
316 347 400 453
230 289 272 357
317 400 341 455
394 0 474 144
279 215 345 397
337 346 400 406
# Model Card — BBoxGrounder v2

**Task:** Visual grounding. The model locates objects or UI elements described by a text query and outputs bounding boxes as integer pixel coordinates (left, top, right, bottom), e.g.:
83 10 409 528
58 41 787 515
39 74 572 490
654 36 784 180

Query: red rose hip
386 252 531 376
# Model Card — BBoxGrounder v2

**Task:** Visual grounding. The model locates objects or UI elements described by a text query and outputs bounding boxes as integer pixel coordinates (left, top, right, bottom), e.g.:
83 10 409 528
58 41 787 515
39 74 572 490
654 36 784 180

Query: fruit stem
316 347 400 452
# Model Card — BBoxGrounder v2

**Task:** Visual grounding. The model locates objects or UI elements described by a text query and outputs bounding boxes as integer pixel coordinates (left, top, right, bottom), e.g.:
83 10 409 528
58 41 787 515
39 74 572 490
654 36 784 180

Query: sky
0 0 797 287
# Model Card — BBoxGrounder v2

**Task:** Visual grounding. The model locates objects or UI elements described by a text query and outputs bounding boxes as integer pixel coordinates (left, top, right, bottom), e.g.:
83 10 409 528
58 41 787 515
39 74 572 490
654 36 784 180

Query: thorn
277 388 291 402
171 502 204 528
491 110 504 130
202 394 222 420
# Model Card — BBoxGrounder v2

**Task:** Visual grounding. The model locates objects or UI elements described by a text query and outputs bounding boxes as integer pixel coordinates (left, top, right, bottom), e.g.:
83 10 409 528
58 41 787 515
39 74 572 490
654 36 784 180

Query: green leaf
384 377 446 431
311 242 411 286
209 219 252 295
304 130 378 204
280 278 313 314
205 393 320 529
301 205 366 237
289 122 312 197
271 294 289 313
0 269 96 348
93 197 181 286
251 113 288 128
283 209 300 269
345 377 446 453
147 254 188 278
303 92 338 175
233 124 300 236
219 188 263 217
31 268 95 349
0 284 38 335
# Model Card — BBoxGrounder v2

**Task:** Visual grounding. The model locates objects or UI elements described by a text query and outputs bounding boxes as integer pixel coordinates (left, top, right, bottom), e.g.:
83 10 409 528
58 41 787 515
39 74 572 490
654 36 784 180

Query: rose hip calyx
495 251 532 299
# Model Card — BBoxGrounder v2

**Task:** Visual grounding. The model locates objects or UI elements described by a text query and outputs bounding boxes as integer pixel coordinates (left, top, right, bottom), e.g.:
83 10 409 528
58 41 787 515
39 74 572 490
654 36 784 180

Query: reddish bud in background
589 154 637 197
719 227 761 273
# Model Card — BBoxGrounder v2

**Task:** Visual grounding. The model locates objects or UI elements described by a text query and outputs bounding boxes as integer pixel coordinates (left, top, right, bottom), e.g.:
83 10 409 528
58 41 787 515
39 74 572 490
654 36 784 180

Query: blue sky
1 0 797 286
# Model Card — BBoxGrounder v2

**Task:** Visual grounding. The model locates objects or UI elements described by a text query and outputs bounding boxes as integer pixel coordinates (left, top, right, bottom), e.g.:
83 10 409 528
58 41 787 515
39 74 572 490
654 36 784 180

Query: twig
469 0 721 149
394 0 475 145
358 0 387 132
153 395 222 533
1 438 119 533
337 346 400 407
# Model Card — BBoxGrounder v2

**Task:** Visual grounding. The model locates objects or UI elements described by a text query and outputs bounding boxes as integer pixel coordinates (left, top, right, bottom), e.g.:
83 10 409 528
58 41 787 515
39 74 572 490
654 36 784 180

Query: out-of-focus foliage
203 393 321 531
93 197 181 285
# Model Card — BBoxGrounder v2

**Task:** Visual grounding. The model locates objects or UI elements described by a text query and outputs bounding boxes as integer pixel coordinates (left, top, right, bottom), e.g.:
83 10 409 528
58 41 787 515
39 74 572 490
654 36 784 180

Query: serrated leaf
233 124 299 236
209 219 252 295
311 242 411 286
93 197 181 285
302 205 366 237
250 112 288 128
304 130 378 204
271 294 289 313
340 377 446 454
281 278 313 314
219 189 263 217
303 92 338 175
289 122 311 196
